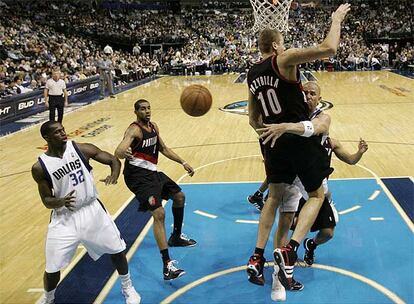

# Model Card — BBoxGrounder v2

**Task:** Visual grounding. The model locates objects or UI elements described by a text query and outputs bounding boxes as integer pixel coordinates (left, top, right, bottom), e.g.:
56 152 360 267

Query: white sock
45 289 56 300
120 272 132 288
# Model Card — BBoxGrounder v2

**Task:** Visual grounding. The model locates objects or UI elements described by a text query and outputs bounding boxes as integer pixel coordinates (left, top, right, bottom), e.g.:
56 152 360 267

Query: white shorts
279 184 301 213
45 199 126 273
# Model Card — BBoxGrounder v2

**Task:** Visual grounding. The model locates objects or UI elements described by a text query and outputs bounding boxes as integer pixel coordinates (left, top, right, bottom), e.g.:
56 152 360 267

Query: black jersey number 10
258 88 282 117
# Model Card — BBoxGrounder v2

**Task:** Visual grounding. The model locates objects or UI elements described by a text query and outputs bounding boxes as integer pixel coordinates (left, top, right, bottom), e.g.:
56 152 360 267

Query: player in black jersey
246 3 351 292
290 83 368 266
246 81 332 293
115 99 196 281
252 80 367 299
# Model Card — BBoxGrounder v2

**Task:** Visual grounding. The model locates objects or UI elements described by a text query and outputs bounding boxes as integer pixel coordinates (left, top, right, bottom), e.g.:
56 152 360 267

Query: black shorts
295 197 337 232
124 168 181 212
264 134 333 193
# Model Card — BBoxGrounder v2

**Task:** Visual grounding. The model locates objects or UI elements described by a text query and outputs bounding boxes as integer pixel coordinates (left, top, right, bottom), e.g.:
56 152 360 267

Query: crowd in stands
0 0 412 99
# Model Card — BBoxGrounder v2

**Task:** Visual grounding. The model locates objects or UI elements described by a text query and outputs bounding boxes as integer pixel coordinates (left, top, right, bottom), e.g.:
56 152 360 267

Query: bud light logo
18 100 35 110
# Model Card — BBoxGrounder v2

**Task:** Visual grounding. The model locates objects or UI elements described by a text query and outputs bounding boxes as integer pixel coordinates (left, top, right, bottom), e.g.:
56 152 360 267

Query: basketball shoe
163 260 185 281
271 265 286 301
246 254 266 285
39 295 54 304
247 193 264 211
273 245 298 290
168 233 197 247
290 277 304 291
122 285 141 304
303 238 316 266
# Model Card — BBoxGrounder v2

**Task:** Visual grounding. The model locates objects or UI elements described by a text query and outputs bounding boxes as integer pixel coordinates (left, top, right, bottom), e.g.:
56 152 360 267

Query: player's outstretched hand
332 3 351 24
358 138 368 154
62 190 76 211
257 123 287 148
99 175 118 185
183 163 195 177
125 147 134 161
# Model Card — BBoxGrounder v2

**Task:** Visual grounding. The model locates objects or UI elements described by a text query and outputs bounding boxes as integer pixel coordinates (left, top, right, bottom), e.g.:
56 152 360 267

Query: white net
250 0 293 33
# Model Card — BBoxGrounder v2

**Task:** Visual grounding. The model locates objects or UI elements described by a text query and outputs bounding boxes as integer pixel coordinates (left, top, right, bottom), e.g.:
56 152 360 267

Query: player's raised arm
331 138 368 165
278 3 351 67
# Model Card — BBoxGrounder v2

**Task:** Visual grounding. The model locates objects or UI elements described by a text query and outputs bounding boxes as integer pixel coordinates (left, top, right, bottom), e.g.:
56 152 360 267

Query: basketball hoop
250 0 293 33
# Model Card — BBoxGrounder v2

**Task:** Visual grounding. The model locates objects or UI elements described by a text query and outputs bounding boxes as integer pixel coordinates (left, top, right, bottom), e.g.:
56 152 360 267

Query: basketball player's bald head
303 81 321 96
303 81 322 112
259 28 283 54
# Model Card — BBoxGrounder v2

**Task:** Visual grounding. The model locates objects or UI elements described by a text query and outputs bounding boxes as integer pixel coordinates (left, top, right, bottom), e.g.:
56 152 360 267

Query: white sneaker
39 297 54 304
122 285 141 304
271 265 286 301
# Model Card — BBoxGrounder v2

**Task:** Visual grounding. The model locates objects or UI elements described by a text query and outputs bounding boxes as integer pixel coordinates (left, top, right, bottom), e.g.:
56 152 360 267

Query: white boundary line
235 219 259 224
27 288 44 293
368 190 381 201
179 176 414 185
194 210 217 219
380 176 413 180
160 262 405 304
370 217 385 221
178 177 382 185
338 205 362 215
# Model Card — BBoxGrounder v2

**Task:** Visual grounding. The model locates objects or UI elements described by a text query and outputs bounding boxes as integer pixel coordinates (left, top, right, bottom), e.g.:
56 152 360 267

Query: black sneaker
163 260 185 281
246 254 266 286
247 194 264 211
291 277 304 291
168 233 197 247
303 238 315 266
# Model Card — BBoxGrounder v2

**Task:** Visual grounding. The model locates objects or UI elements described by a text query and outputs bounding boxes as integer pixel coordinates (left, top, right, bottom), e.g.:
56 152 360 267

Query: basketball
180 84 212 117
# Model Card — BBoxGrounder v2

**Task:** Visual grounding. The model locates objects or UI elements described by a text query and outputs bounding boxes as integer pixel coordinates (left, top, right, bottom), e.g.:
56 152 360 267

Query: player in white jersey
31 121 141 304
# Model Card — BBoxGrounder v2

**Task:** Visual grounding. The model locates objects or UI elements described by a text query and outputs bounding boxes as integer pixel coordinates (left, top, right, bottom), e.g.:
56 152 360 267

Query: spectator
96 53 115 99
104 44 114 55
44 70 68 123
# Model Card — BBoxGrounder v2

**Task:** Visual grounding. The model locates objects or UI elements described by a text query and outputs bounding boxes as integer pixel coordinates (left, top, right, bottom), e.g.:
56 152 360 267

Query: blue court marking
103 179 414 304
382 177 414 222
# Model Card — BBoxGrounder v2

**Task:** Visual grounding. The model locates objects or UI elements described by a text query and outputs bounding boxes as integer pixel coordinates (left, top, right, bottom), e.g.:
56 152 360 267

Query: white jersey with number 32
38 140 98 210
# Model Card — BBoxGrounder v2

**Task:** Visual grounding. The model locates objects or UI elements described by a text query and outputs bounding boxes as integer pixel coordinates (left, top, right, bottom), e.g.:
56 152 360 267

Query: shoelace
180 233 190 241
167 260 180 271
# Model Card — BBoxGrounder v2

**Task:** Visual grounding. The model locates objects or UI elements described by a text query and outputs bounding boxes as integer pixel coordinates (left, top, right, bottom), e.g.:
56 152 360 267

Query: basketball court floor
0 71 413 303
